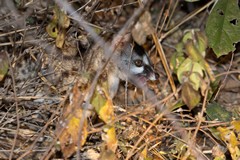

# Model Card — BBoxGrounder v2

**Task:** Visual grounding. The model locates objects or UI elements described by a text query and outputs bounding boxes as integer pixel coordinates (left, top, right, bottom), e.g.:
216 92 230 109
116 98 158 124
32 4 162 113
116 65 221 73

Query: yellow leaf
57 84 88 158
232 121 240 132
233 121 240 146
217 126 240 160
102 126 118 152
177 58 204 90
46 5 69 44
140 146 148 159
56 30 66 48
46 22 58 38
218 127 238 147
0 53 9 82
91 82 115 124
46 6 59 38
99 99 114 123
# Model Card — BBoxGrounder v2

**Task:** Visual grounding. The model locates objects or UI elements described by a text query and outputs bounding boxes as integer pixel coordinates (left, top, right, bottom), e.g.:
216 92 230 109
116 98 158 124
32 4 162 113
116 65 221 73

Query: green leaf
206 0 240 57
177 58 204 90
206 102 232 122
170 51 185 73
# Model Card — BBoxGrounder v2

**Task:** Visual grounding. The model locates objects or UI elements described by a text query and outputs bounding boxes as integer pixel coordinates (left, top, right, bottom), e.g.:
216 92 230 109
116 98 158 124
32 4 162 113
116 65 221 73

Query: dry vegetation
0 0 239 160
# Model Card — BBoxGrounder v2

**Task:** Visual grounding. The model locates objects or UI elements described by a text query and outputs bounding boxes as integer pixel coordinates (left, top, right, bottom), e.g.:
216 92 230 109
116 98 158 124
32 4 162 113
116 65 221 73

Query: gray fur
86 43 156 98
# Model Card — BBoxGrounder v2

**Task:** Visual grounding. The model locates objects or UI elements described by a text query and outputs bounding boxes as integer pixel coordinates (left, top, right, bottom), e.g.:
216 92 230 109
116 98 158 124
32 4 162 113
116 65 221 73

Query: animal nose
144 65 152 73
144 65 157 81
154 72 159 79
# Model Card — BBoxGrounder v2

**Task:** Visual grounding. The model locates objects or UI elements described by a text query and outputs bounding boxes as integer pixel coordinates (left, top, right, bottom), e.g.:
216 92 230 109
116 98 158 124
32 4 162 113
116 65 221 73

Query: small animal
86 35 157 98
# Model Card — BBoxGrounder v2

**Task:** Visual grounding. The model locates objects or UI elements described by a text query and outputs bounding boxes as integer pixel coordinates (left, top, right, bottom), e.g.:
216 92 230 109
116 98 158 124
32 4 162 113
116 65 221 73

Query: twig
160 0 215 41
0 96 63 102
94 1 138 13
213 53 235 101
191 88 209 153
0 39 43 47
6 49 20 160
0 26 39 37
16 113 58 160
152 32 177 94
125 112 165 160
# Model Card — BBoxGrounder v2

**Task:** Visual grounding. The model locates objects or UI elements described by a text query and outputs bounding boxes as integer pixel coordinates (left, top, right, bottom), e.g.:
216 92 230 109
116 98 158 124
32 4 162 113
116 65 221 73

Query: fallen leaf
217 126 240 160
46 5 70 49
206 103 232 122
91 82 115 124
91 82 118 155
0 53 9 82
102 126 118 152
57 84 88 158
56 30 66 48
181 82 201 110
132 11 153 45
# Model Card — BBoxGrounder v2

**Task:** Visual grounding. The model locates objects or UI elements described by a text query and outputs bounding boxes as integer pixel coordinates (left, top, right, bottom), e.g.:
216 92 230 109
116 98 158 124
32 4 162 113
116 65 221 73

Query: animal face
104 41 157 98
117 43 157 88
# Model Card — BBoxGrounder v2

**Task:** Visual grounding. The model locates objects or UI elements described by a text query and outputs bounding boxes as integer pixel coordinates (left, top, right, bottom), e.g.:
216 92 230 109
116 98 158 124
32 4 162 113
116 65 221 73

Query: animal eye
134 60 143 67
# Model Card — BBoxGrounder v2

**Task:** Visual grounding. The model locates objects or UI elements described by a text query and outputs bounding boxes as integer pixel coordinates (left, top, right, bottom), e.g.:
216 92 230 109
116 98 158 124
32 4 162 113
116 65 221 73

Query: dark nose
144 65 153 74
144 65 158 80
154 72 159 79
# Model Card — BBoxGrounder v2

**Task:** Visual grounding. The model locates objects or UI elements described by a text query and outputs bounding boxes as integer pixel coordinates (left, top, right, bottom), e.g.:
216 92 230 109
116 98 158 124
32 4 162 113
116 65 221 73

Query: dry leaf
99 148 117 160
181 82 201 110
217 126 240 160
91 82 118 154
91 82 115 124
46 5 70 49
132 11 153 45
0 53 8 82
139 146 148 159
56 30 66 48
57 84 88 158
58 9 70 29
46 22 58 38
102 126 118 152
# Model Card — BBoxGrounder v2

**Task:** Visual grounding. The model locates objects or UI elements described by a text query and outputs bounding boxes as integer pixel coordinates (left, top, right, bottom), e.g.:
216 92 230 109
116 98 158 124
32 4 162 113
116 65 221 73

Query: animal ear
112 33 132 49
